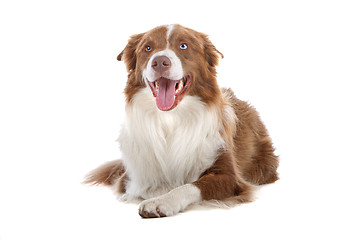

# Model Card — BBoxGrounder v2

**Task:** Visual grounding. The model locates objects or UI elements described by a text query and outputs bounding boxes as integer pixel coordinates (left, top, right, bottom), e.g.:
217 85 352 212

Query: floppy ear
117 33 145 72
202 34 224 67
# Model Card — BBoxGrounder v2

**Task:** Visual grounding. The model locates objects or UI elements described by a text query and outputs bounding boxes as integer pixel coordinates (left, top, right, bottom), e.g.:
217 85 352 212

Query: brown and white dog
84 24 279 218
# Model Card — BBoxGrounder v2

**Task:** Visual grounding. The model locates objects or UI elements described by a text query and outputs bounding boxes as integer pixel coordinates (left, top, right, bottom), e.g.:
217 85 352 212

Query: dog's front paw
138 184 201 218
138 196 179 218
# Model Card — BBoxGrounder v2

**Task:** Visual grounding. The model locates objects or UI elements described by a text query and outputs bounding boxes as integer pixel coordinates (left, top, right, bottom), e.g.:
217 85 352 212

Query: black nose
152 56 171 72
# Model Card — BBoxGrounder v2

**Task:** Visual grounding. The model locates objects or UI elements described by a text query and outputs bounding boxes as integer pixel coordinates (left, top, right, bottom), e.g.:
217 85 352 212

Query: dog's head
118 24 223 111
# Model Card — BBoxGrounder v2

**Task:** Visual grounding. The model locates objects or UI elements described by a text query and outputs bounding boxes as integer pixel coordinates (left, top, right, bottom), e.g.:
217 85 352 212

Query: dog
84 24 279 218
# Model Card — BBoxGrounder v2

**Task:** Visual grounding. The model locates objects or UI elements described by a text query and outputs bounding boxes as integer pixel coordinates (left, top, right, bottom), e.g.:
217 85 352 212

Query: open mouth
147 74 192 111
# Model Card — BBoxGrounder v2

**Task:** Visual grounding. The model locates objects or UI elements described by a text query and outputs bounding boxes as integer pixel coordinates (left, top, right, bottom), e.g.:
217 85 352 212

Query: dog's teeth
176 80 184 93
155 81 159 92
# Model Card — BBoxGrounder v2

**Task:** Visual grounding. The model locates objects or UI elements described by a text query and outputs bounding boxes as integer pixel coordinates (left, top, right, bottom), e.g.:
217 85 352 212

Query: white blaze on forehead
166 24 176 47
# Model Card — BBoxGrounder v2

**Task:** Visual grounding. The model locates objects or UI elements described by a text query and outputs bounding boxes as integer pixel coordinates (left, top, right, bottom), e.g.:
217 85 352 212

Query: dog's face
118 24 223 111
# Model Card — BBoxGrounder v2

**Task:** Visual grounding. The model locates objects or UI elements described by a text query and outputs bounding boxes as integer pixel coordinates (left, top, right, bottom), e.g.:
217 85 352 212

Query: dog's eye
180 43 188 50
145 45 152 52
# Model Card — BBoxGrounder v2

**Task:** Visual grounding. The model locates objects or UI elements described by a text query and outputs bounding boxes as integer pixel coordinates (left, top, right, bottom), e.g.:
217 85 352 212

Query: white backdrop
1 0 359 239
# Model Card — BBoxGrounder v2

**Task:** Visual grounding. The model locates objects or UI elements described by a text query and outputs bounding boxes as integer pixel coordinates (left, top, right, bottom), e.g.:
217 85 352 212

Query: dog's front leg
138 151 253 218
193 151 254 203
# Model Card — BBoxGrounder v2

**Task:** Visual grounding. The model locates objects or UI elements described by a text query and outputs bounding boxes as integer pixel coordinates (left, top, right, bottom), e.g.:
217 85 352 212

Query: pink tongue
156 78 179 111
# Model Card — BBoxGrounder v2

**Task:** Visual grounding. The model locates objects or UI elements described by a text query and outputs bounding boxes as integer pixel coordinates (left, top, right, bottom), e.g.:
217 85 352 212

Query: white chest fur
118 89 225 200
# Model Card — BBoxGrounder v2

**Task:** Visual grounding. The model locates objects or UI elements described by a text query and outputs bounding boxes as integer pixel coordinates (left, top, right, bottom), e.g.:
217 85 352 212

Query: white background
1 0 359 239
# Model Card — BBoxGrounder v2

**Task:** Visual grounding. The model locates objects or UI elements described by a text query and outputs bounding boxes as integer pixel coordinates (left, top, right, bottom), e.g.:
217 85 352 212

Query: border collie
84 24 279 218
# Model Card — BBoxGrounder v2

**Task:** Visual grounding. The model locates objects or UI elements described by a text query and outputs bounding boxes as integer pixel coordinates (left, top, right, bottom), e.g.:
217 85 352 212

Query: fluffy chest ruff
118 88 225 199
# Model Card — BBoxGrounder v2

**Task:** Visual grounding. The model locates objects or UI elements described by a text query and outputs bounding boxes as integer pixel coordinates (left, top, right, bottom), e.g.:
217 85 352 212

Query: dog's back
224 88 279 185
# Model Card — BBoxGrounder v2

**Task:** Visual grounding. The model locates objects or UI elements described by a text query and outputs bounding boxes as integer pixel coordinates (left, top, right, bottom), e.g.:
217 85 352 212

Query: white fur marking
139 184 201 217
142 49 184 82
118 89 225 200
166 24 175 48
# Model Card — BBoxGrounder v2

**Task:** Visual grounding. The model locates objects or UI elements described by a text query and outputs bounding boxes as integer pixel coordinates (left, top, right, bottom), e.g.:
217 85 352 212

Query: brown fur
193 149 254 203
83 160 125 186
225 88 279 185
85 24 278 211
192 89 279 202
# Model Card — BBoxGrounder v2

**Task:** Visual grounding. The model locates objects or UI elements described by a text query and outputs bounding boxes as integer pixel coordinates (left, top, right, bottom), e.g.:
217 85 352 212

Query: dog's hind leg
243 137 279 185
